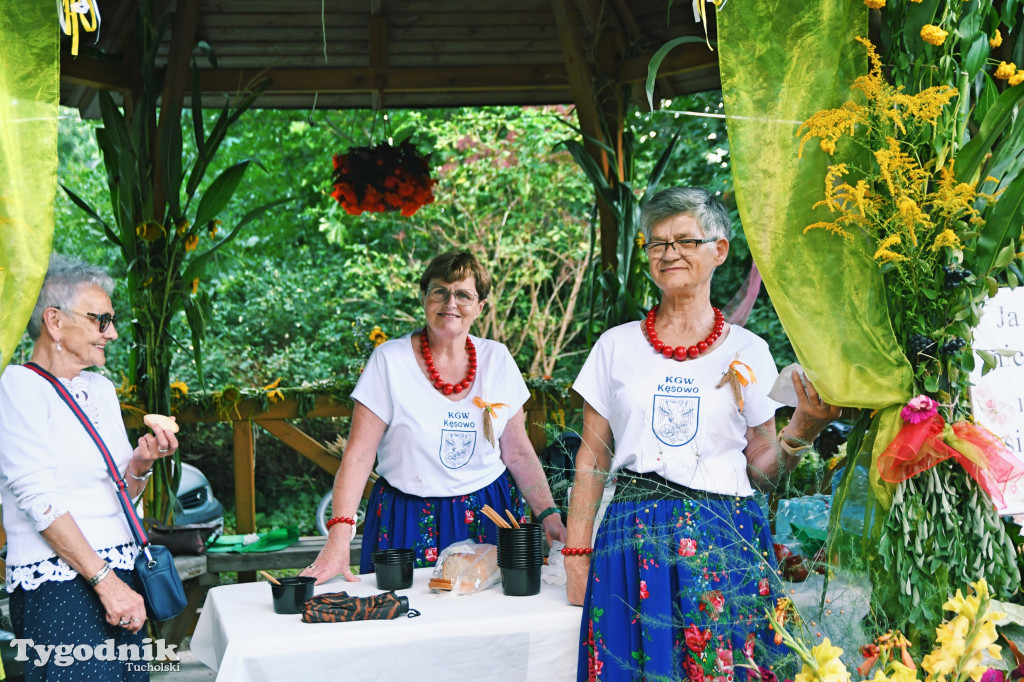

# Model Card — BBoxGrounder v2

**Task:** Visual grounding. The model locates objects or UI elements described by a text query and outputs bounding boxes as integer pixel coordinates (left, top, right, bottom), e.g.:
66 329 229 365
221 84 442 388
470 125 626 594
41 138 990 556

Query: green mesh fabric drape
718 2 914 413
0 1 58 375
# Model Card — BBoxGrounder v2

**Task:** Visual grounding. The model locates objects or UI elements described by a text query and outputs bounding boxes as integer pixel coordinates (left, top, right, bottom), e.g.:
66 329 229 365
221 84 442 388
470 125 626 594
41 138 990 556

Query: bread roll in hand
143 413 179 434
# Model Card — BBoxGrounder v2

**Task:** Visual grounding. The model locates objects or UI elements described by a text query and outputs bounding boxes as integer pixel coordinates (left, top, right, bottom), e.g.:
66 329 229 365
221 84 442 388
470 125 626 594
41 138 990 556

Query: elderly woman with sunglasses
0 254 178 681
304 251 566 584
564 188 841 682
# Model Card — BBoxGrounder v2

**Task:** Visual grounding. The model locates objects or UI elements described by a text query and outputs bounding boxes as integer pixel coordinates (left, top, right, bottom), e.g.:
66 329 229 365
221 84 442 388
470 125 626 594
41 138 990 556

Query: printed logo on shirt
651 394 700 446
439 429 476 469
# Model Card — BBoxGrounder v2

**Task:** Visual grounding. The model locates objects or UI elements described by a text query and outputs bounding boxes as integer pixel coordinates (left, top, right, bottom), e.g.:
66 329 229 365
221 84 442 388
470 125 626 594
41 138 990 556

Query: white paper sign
970 287 1024 515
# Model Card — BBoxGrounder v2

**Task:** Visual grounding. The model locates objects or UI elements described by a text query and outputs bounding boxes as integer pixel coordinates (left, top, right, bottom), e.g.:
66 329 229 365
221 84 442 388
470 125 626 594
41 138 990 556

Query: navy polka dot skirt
9 568 149 681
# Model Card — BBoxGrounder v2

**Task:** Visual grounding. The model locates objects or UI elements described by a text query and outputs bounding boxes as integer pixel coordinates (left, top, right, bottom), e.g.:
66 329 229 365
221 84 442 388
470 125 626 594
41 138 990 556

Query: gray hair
640 187 732 243
27 254 115 340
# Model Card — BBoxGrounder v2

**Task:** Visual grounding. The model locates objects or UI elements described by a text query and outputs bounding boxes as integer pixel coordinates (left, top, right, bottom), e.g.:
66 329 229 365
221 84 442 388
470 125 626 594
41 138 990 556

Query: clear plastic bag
429 540 499 595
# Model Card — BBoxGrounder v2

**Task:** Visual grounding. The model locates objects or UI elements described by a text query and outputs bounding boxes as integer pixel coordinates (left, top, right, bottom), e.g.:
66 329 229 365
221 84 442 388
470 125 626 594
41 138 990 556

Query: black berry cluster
941 337 967 354
943 265 972 289
907 333 937 362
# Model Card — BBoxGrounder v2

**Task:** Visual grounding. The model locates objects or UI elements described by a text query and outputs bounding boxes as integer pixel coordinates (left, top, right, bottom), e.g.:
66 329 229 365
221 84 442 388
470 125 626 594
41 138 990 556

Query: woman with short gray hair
0 253 178 680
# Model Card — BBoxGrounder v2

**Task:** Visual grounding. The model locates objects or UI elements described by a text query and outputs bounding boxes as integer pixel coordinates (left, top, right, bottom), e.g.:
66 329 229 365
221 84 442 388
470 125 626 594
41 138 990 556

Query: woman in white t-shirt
563 188 841 682
304 251 566 583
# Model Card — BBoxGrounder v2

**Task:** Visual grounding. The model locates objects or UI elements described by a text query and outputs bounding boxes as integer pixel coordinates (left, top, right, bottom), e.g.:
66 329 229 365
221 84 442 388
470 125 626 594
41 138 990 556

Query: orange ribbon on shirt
473 397 509 447
715 355 757 412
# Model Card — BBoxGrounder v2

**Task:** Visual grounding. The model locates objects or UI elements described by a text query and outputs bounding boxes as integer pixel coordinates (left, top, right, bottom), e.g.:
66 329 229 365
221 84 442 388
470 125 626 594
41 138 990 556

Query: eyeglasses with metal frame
425 286 480 306
643 237 718 257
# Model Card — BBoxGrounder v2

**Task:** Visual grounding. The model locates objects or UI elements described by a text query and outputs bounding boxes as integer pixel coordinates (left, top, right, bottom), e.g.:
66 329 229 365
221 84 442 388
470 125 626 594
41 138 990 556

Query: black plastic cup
372 549 415 590
271 576 316 614
497 524 544 570
500 566 541 596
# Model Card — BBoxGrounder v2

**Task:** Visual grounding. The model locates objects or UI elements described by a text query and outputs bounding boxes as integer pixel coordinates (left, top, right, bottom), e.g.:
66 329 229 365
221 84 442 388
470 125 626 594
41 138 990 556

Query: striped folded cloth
301 590 414 623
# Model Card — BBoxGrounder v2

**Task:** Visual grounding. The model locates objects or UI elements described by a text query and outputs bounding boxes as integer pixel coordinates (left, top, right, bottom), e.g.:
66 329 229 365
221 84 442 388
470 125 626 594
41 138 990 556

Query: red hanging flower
330 140 435 217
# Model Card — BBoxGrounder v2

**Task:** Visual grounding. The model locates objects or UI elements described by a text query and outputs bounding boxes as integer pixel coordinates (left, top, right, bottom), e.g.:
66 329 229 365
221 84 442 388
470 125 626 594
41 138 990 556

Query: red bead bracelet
325 516 356 530
560 547 594 556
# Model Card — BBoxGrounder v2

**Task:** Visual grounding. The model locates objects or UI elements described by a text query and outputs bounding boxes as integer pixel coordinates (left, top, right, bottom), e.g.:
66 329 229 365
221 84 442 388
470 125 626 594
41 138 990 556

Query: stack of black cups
496 522 544 596
372 548 415 590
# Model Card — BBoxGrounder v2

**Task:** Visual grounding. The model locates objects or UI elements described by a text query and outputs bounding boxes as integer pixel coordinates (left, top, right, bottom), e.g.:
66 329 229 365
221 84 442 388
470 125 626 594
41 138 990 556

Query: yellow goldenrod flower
796 101 863 157
921 25 949 46
931 229 963 252
170 380 189 397
804 220 856 241
874 247 909 264
994 62 1017 80
795 638 851 682
185 234 199 252
990 29 1002 48
1010 72 1024 87
864 0 885 7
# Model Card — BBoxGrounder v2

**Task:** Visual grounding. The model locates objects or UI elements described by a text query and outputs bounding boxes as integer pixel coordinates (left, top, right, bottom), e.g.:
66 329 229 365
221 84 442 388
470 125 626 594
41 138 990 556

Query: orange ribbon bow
473 397 509 447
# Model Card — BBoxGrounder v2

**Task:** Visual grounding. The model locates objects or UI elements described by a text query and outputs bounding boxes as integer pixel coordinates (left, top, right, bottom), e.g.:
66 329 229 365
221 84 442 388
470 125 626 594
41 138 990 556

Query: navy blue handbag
26 363 188 622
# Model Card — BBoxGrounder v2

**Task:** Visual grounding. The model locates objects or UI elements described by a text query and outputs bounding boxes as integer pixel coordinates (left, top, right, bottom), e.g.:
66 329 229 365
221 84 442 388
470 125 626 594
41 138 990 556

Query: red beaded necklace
420 329 477 395
644 305 724 361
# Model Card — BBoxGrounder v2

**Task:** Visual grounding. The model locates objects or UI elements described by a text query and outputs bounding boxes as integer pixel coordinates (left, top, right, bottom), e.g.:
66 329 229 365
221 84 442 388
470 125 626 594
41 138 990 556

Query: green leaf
644 134 680 198
956 84 1024 184
60 184 120 247
193 161 252 228
158 104 183 219
645 37 710 110
963 34 990 79
183 197 293 283
190 61 206 159
976 170 1024 275
977 349 997 375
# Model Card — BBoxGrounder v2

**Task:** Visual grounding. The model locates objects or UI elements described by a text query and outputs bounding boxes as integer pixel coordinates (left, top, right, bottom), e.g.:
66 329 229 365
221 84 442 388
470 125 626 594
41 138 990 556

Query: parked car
174 462 225 526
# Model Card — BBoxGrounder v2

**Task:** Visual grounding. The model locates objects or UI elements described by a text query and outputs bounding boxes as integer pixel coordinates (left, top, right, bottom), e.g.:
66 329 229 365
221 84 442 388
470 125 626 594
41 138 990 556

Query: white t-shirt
573 321 781 497
352 333 531 497
0 366 137 590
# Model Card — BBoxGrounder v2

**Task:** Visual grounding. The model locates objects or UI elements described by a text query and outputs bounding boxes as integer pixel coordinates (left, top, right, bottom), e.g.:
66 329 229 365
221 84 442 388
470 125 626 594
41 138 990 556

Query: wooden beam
198 64 568 95
61 53 133 91
551 0 618 270
169 395 351 425
256 419 341 476
232 421 256 536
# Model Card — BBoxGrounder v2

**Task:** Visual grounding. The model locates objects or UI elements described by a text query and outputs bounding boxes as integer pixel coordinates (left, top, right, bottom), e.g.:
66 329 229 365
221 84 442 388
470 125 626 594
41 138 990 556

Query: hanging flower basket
330 140 435 217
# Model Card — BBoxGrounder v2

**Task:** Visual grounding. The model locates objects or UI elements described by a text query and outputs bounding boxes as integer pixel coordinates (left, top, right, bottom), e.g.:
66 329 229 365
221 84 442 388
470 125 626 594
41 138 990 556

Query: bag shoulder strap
23 362 150 548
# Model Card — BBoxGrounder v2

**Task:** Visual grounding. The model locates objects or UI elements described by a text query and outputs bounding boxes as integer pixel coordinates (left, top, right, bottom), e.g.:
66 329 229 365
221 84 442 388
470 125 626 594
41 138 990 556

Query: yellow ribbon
58 0 100 57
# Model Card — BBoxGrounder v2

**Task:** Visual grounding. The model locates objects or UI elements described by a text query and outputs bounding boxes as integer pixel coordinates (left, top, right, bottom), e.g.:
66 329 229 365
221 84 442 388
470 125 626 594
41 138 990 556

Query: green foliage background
38 94 795 530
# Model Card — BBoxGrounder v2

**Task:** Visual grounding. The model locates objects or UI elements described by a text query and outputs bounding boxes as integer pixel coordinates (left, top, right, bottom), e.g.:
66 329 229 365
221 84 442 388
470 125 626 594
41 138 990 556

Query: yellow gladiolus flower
864 0 885 7
990 29 1002 48
921 25 949 46
886 662 918 682
1010 72 1024 87
795 638 851 682
191 278 199 294
994 62 1017 80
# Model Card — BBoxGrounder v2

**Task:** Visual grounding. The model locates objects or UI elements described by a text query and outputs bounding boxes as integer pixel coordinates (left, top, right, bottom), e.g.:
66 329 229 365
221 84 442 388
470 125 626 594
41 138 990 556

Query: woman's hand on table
565 555 589 606
301 533 359 585
542 515 567 546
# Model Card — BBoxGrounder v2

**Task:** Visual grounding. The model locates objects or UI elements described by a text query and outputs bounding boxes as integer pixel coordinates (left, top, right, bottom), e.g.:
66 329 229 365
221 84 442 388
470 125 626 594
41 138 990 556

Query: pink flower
425 547 438 563
758 578 771 596
464 510 474 524
703 590 725 620
684 624 713 653
901 394 938 424
679 538 698 557
744 633 756 660
716 647 734 673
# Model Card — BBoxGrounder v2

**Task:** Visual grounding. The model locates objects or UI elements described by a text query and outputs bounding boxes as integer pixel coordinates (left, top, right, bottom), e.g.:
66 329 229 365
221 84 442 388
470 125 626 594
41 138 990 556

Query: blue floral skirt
359 470 525 573
577 475 794 682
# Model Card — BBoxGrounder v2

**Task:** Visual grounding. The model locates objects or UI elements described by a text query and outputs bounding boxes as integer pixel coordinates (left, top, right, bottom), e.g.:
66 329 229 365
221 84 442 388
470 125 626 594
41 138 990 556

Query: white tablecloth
191 567 582 682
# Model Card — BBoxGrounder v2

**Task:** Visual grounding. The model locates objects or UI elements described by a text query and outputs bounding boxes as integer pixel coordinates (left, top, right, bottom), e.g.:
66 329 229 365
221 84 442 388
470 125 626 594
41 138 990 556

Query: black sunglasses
57 307 117 333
